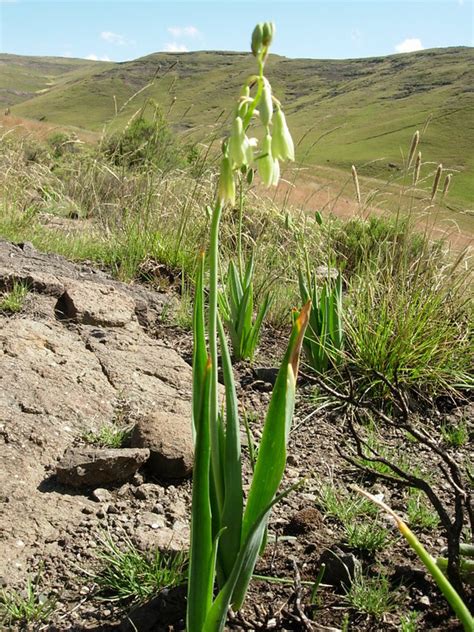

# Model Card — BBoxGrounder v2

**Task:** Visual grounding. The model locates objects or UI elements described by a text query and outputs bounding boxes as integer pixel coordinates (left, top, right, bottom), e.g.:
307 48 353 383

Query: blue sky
1 1 473 61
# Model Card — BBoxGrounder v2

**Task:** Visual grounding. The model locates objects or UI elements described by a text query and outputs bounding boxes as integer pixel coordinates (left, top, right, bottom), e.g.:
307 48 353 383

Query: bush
104 106 184 172
48 132 77 158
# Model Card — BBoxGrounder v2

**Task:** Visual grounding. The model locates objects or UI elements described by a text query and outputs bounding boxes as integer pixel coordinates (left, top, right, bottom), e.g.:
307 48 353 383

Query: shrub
104 105 184 172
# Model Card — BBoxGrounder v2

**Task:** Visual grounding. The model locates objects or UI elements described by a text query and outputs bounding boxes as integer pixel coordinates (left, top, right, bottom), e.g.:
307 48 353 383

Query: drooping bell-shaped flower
228 116 254 169
271 108 295 161
218 156 236 206
258 134 275 187
259 77 273 127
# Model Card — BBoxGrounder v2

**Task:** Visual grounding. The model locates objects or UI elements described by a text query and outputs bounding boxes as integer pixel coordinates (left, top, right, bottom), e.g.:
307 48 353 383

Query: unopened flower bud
218 157 236 206
251 23 264 57
259 77 273 126
272 108 294 161
261 22 275 47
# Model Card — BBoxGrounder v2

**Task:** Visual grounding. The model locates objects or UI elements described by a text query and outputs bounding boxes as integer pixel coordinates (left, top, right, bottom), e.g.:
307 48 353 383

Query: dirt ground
1 242 473 631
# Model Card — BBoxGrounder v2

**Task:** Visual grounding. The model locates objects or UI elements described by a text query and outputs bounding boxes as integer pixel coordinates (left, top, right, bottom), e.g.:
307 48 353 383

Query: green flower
228 116 253 169
259 77 273 126
258 134 279 187
218 156 236 206
272 108 294 161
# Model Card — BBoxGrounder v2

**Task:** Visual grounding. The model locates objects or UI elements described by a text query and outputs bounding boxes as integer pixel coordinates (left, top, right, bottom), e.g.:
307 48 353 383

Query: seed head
408 130 420 168
442 173 452 197
351 165 361 204
431 163 443 201
413 151 422 185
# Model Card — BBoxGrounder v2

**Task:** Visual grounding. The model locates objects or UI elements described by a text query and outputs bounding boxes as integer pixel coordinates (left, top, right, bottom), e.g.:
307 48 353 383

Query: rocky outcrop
0 240 193 583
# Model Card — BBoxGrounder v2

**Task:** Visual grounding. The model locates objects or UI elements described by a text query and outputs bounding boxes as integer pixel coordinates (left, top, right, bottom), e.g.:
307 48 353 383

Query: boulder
131 412 193 479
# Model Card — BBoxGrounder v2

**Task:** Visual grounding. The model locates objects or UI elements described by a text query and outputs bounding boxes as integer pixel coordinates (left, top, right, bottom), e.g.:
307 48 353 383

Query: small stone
170 499 187 520
317 546 361 587
107 505 119 514
92 488 112 503
152 503 165 515
419 595 431 607
81 506 94 515
134 483 162 501
141 512 166 530
130 412 193 479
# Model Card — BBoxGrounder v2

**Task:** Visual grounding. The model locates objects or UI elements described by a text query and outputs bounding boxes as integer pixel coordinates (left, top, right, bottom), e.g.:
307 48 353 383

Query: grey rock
56 280 137 327
0 240 189 583
141 512 166 529
56 447 150 487
131 412 193 479
134 525 189 553
317 546 361 587
134 483 163 501
91 488 112 503
253 366 278 385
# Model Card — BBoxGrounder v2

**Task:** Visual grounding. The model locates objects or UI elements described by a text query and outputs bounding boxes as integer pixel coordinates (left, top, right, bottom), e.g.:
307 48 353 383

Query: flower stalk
187 23 308 632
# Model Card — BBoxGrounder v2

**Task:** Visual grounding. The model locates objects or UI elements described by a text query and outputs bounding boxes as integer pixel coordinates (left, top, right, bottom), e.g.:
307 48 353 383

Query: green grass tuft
94 534 187 605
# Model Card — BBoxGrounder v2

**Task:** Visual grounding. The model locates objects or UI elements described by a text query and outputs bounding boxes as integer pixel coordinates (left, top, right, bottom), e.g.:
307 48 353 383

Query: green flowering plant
187 23 309 632
217 22 295 204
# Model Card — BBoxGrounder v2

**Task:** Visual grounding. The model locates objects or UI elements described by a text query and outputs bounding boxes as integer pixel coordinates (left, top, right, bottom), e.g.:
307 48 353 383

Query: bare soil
0 244 472 631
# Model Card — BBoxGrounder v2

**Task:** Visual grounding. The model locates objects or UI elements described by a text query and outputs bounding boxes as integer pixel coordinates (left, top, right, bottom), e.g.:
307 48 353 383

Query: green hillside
3 47 474 206
0 54 110 108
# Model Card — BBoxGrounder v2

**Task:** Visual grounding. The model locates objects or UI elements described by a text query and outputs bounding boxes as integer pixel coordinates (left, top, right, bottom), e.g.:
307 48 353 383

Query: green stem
209 200 224 512
242 59 264 131
401 524 473 631
238 177 244 277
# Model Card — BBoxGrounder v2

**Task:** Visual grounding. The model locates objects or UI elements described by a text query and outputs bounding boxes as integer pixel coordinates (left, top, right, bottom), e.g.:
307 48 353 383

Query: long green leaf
192 252 207 438
187 358 214 632
217 314 244 582
232 301 311 609
203 482 302 632
245 292 272 360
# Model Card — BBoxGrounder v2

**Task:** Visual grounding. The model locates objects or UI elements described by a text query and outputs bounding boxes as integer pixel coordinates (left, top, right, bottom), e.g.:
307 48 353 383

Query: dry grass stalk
442 173 452 197
413 151 422 184
408 130 420 168
351 164 361 204
431 163 443 200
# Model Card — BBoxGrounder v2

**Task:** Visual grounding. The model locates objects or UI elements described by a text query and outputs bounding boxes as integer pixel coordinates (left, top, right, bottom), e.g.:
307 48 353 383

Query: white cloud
163 42 189 53
86 53 111 61
167 26 200 38
100 31 128 45
351 28 362 44
395 38 424 53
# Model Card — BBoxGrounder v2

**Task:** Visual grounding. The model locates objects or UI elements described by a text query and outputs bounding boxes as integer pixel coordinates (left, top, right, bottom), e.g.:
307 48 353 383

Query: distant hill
1 47 473 206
